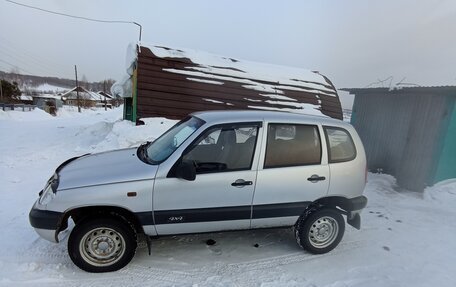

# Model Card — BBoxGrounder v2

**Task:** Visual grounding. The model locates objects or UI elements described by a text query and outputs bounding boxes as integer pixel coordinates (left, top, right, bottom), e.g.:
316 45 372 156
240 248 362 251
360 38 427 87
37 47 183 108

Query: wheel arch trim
298 195 367 229
61 205 148 236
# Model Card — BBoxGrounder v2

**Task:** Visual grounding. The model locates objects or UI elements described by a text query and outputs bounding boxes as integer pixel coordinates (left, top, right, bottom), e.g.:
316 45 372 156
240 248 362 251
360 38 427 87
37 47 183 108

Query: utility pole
103 80 107 111
0 78 3 102
74 65 81 113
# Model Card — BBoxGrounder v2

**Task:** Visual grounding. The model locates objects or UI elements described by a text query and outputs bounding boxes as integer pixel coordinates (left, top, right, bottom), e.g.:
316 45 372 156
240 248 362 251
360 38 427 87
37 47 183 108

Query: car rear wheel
295 208 345 254
68 217 137 272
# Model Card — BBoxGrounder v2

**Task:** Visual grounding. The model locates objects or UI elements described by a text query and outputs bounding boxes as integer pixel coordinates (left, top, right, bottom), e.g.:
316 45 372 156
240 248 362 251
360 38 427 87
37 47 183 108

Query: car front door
251 123 330 228
152 122 263 235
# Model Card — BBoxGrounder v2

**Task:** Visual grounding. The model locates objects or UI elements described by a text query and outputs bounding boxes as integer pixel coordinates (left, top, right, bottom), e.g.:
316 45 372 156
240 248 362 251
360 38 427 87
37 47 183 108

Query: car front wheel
295 208 345 254
68 217 137 272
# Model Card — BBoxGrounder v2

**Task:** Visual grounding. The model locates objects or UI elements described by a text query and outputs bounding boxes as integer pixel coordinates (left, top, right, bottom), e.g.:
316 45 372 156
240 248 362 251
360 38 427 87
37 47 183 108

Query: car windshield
145 116 205 164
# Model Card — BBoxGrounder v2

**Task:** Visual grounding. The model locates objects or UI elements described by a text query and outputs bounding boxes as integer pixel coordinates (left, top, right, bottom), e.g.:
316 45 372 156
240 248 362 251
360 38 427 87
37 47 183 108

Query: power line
0 44 63 76
0 58 36 75
0 34 68 71
0 35 75 78
0 49 59 76
5 0 142 41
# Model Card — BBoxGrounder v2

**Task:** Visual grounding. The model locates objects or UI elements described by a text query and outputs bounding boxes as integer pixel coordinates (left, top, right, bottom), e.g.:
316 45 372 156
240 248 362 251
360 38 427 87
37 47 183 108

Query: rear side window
324 127 356 163
264 124 321 168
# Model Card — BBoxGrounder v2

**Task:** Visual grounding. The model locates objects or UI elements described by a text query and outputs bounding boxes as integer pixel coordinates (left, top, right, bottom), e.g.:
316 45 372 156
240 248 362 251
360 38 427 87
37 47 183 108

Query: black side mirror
175 161 196 181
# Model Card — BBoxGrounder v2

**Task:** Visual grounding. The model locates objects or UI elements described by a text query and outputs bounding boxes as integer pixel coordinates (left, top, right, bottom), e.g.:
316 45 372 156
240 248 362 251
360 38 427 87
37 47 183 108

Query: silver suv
29 110 367 272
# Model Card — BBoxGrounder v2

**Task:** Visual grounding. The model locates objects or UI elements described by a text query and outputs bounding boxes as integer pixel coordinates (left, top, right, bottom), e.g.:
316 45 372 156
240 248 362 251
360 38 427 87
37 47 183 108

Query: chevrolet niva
30 110 367 272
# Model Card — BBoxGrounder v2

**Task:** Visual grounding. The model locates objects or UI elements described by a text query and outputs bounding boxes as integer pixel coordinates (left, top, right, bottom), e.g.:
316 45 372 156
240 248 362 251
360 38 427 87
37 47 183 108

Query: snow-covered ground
0 108 455 287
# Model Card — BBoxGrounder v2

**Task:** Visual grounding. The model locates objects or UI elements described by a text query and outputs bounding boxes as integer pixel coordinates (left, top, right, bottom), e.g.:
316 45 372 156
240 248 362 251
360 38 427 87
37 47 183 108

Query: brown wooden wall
135 46 342 120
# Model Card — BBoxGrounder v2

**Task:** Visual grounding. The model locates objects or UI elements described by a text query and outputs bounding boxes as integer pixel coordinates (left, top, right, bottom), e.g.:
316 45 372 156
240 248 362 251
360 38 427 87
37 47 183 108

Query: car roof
191 110 350 128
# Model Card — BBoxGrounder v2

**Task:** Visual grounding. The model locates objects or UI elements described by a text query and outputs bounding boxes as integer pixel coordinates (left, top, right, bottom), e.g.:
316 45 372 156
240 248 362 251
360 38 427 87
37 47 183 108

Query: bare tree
81 74 89 90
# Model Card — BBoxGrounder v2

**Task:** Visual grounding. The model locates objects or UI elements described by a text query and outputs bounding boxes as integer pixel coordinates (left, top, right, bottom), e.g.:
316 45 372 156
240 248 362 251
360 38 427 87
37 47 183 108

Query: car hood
57 148 158 190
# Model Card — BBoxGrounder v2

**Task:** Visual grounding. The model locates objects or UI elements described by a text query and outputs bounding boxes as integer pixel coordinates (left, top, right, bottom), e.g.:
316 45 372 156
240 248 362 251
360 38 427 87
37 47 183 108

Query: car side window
264 124 321 168
182 125 258 173
324 127 356 163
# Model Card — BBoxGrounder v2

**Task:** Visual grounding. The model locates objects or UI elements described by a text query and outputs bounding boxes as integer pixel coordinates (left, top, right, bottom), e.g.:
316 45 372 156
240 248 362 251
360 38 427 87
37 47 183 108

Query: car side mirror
175 161 196 181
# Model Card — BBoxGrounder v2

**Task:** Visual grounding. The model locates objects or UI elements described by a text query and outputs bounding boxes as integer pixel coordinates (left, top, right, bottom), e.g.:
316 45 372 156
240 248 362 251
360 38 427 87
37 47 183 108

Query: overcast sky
1 0 455 90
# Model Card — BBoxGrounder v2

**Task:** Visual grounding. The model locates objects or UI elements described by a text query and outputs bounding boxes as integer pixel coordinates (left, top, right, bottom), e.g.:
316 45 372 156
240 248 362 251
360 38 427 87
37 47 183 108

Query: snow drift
0 107 455 286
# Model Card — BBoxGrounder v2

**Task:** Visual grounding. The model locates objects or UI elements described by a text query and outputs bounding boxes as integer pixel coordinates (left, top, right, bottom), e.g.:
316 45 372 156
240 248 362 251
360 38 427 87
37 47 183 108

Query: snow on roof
145 43 335 96
61 87 106 101
97 91 113 99
32 94 63 100
19 95 33 101
113 42 337 100
343 85 456 94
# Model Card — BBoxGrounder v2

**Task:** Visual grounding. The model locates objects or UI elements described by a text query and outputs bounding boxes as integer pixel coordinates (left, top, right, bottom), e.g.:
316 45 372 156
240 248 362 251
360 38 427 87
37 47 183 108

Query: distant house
95 91 114 108
62 87 112 108
32 94 63 107
97 91 113 99
19 94 33 104
114 44 343 122
344 86 456 191
32 94 63 115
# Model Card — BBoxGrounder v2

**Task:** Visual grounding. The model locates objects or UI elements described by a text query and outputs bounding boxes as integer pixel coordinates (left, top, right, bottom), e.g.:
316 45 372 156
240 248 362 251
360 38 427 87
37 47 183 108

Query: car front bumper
29 203 64 243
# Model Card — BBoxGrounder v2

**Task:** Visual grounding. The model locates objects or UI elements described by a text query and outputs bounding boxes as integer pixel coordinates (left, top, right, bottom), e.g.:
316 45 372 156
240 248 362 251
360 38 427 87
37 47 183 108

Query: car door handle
231 179 253 187
307 174 326 183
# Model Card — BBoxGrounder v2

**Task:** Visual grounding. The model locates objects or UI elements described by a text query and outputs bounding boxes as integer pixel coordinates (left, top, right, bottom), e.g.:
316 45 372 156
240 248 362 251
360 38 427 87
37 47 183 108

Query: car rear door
251 122 330 228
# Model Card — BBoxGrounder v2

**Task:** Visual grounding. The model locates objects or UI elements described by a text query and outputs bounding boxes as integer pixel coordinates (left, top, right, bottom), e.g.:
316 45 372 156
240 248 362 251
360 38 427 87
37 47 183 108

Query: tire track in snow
115 239 365 286
119 265 197 284
12 239 367 286
211 239 366 275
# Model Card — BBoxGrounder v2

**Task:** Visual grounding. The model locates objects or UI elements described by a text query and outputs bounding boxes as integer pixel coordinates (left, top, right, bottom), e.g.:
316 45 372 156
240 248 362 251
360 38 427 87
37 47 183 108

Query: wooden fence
0 103 36 111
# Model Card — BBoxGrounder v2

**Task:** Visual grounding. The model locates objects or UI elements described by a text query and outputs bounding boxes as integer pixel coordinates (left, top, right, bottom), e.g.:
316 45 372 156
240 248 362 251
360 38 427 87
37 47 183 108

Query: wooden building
345 86 456 191
118 44 343 122
62 86 112 108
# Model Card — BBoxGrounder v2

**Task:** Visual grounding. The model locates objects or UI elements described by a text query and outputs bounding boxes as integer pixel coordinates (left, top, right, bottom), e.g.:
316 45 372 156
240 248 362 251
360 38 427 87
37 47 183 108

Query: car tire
68 217 137 273
295 208 345 254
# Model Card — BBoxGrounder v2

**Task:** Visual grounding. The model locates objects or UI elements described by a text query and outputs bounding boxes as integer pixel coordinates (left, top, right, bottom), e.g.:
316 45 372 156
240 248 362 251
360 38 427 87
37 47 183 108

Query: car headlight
39 183 55 205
